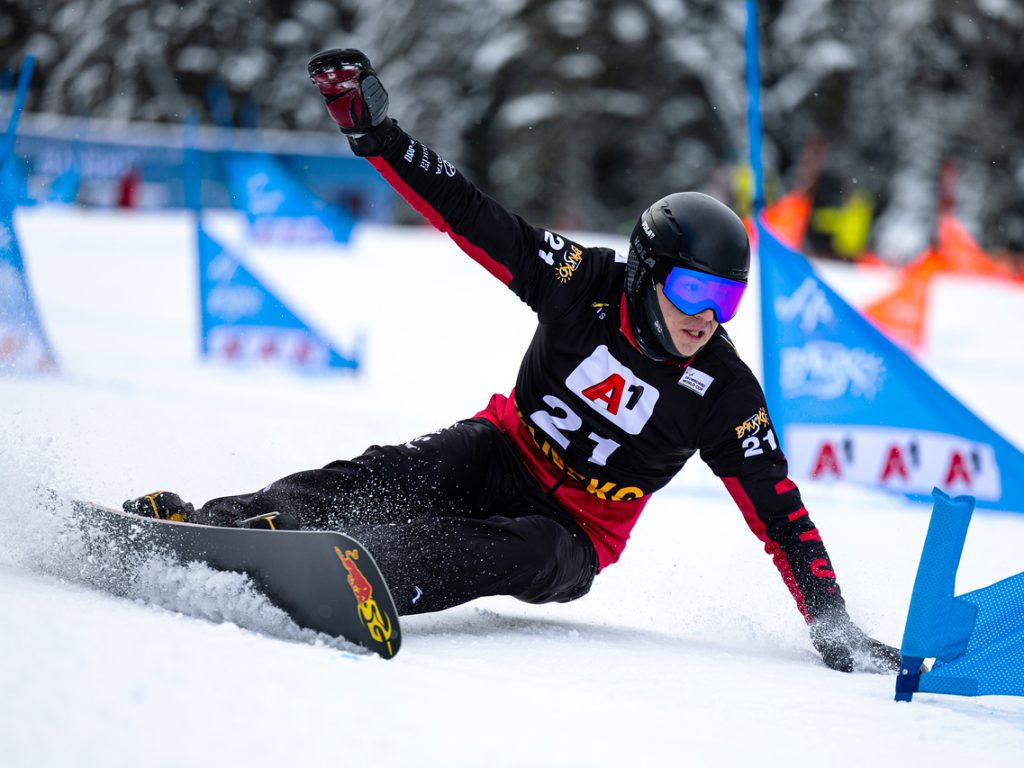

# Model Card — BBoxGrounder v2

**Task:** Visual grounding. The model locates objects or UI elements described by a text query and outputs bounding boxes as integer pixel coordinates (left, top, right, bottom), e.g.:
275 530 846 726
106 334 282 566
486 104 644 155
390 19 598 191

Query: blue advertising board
758 217 1024 512
197 222 360 373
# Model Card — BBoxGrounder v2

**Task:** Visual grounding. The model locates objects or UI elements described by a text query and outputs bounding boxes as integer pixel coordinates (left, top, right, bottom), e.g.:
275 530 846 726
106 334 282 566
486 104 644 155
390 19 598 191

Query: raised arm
308 48 604 320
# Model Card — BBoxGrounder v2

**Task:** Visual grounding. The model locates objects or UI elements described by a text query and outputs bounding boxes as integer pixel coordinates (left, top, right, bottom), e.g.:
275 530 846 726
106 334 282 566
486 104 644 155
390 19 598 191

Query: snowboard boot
123 491 194 522
235 510 300 531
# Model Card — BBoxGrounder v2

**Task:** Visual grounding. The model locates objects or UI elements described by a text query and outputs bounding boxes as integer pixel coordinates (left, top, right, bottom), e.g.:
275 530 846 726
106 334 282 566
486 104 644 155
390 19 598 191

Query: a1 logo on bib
566 345 659 434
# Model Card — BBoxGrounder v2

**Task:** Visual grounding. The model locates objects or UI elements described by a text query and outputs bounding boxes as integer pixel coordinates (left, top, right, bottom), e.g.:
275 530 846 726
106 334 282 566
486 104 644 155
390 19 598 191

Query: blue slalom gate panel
757 217 1024 513
0 187 57 374
0 53 57 374
896 488 1024 701
223 152 355 244
197 223 360 373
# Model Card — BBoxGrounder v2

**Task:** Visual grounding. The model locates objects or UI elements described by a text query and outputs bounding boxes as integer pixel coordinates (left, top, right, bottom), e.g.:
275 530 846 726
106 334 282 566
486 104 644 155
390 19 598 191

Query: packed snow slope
2 208 1023 767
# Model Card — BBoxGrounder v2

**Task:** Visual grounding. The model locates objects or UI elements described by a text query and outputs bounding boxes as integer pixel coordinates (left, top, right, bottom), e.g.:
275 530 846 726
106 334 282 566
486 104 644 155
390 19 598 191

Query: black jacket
359 126 847 623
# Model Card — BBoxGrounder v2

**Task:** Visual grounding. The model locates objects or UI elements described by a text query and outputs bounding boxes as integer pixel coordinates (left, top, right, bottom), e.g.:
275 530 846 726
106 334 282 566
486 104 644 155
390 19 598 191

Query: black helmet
624 192 750 361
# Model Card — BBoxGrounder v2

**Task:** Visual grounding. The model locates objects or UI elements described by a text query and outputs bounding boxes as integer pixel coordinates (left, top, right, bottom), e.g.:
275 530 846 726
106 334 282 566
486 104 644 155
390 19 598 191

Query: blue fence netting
896 488 1024 701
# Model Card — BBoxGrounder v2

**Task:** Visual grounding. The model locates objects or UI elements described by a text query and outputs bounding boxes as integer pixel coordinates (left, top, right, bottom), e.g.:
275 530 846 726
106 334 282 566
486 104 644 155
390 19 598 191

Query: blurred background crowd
2 0 1023 267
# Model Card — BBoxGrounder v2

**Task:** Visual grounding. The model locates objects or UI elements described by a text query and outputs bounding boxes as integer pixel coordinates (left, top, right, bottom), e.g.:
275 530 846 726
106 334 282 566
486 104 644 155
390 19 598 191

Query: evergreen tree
3 0 1023 256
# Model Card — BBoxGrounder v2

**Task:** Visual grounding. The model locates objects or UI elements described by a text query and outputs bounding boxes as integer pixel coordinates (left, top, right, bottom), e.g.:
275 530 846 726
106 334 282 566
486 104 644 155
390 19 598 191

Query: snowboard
72 501 401 659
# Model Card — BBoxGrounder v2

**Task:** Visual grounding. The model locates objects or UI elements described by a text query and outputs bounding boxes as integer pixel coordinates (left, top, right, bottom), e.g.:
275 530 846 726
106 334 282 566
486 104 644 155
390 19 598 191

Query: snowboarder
125 49 901 673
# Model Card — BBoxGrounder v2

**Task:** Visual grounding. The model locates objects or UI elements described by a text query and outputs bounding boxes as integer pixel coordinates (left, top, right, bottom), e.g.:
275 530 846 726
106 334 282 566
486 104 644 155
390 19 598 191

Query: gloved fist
308 48 390 137
809 610 902 674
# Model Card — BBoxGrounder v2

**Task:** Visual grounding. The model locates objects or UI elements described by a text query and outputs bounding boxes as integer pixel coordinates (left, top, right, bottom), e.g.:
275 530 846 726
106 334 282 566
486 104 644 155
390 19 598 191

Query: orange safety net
762 191 813 249
934 215 1017 280
863 250 942 353
863 215 1018 352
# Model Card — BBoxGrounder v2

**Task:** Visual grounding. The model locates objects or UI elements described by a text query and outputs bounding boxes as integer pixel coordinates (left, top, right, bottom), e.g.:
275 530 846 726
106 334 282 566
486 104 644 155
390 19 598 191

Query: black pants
197 419 598 615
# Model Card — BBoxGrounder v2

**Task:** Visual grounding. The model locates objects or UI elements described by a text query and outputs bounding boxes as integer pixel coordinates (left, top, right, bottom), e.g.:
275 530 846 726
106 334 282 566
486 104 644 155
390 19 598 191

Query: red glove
308 48 390 137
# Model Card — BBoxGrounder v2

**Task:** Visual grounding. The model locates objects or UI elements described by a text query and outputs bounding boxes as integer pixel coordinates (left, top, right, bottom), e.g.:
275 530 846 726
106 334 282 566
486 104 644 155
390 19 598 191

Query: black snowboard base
72 501 401 659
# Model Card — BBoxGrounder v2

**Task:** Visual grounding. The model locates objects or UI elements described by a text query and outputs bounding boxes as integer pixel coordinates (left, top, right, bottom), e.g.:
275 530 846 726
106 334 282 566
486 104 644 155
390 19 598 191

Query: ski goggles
661 266 747 323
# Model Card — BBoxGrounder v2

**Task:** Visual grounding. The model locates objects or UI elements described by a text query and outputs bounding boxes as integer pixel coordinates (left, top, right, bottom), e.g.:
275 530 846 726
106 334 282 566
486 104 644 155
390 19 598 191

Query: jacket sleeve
699 370 848 624
362 125 614 321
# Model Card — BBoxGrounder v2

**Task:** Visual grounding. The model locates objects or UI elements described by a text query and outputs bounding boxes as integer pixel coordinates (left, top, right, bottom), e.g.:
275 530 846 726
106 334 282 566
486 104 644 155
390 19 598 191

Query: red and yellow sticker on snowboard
335 546 397 658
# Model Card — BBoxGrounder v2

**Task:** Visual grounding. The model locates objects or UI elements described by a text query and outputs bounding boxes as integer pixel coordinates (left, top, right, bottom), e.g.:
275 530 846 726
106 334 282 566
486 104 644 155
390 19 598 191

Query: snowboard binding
123 491 194 523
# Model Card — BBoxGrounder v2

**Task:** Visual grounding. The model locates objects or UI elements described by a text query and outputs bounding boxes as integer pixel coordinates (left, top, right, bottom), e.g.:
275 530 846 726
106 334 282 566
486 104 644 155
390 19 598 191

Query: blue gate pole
1 54 36 168
744 1 765 216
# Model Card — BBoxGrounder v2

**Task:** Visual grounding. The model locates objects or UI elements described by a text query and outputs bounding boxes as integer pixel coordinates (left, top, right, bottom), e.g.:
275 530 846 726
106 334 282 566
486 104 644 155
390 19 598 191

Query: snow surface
2 208 1023 767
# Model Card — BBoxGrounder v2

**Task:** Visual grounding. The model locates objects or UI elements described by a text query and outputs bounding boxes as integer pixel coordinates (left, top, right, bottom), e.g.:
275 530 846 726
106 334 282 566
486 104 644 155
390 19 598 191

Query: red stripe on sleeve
810 558 836 579
368 155 515 286
722 476 812 623
775 477 798 495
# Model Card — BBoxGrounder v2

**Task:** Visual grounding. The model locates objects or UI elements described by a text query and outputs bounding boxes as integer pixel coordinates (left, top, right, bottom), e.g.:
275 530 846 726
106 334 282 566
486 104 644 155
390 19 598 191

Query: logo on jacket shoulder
734 407 778 458
679 367 714 396
735 407 770 439
556 244 584 283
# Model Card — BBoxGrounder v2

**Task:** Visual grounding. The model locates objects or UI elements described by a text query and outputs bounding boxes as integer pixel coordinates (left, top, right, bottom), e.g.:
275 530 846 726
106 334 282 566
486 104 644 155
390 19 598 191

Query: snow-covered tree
3 0 1023 257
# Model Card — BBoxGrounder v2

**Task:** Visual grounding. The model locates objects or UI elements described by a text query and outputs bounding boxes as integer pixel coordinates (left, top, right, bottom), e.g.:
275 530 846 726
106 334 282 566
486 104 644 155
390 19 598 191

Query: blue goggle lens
661 266 746 322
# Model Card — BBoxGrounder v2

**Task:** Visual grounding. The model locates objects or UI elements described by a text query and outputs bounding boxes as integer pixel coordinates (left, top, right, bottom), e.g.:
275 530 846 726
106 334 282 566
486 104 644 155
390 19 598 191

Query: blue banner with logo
223 152 354 244
197 223 360 372
757 217 1024 512
0 190 57 374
